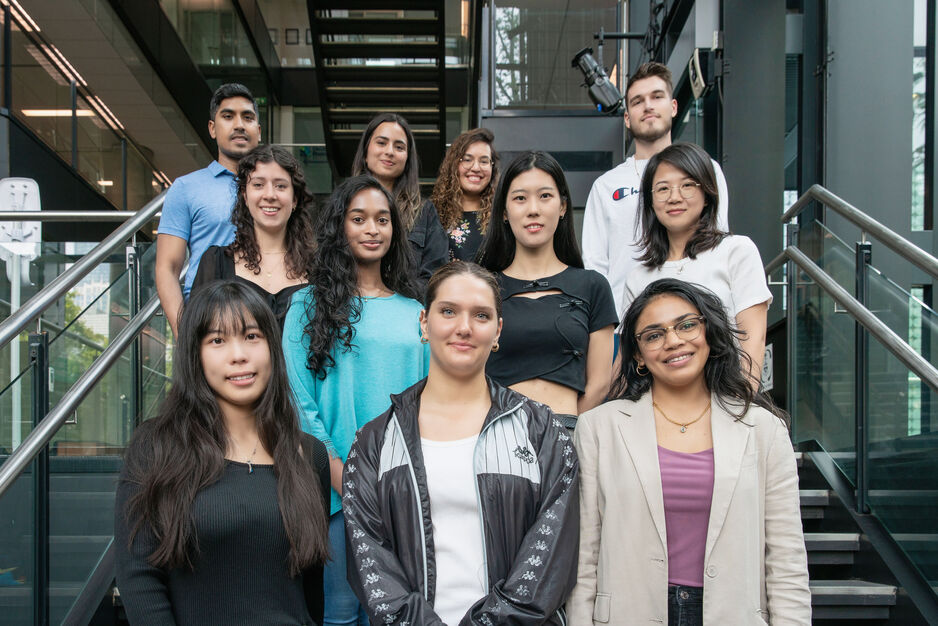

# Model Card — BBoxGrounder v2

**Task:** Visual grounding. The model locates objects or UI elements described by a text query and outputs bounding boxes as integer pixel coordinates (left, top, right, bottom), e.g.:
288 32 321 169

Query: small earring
491 342 500 353
636 363 648 376
420 335 429 344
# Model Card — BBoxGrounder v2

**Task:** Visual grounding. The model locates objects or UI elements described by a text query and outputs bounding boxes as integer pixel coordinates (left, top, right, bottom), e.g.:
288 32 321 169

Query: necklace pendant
680 426 687 433
248 461 253 474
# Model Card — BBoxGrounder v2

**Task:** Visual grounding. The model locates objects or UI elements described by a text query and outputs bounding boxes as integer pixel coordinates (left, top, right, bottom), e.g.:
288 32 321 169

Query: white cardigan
567 394 811 625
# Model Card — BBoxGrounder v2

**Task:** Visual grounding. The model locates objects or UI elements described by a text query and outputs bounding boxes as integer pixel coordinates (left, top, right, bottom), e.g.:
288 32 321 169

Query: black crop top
486 267 618 393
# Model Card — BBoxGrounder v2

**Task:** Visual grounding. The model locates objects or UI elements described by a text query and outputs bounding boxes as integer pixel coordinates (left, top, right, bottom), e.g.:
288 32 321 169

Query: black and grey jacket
343 378 579 625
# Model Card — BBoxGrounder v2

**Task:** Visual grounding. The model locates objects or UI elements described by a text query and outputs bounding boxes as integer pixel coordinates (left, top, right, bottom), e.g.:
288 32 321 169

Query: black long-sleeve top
114 429 330 625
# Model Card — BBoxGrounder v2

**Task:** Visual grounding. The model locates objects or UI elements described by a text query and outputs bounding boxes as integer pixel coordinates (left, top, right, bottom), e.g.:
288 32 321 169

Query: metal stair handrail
783 184 938 281
0 190 165 350
765 245 938 393
0 292 161 499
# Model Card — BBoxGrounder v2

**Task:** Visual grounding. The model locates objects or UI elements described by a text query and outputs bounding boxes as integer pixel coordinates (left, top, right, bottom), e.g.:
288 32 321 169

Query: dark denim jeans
668 585 703 626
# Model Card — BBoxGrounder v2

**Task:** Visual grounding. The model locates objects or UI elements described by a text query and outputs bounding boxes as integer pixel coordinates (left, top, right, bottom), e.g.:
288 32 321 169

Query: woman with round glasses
568 278 810 625
430 128 499 262
624 142 772 386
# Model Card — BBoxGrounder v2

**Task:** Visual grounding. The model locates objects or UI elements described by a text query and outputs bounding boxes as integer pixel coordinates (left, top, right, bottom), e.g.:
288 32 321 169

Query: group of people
115 62 809 626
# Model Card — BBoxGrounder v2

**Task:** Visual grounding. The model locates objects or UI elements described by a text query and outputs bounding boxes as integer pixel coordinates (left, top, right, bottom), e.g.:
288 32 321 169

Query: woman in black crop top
191 145 315 334
478 151 618 427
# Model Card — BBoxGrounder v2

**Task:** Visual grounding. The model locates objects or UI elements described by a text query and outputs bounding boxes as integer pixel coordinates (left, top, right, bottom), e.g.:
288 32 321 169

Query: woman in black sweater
115 281 330 625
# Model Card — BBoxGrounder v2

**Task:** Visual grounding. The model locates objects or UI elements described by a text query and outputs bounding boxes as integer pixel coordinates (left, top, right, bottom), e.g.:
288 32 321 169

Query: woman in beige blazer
568 279 810 625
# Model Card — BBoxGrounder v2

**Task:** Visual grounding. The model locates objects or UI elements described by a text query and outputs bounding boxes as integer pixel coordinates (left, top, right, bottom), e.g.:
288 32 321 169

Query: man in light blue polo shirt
155 83 261 336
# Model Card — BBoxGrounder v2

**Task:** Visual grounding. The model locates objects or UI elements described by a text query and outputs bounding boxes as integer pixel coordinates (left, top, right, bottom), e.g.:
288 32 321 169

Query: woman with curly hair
352 112 448 286
191 144 315 333
282 175 430 626
430 128 499 262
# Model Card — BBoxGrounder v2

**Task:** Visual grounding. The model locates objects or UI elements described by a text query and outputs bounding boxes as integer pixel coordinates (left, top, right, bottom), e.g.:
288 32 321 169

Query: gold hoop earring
636 363 648 376
492 342 500 352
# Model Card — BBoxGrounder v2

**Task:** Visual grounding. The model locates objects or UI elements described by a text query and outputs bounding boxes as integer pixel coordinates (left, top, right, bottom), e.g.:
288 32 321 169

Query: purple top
657 446 715 587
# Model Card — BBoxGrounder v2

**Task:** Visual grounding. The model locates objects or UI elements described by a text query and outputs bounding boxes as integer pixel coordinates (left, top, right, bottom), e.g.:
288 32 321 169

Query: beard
628 115 673 144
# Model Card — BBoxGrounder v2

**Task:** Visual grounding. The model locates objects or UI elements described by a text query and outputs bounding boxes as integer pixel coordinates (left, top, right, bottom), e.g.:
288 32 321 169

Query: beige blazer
566 394 810 625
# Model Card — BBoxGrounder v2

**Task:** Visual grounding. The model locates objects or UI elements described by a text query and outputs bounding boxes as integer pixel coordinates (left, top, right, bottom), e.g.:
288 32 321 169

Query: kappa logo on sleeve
612 186 639 201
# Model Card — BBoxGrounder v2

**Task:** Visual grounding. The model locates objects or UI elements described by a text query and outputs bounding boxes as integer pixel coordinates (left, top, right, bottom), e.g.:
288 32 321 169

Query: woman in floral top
430 128 500 262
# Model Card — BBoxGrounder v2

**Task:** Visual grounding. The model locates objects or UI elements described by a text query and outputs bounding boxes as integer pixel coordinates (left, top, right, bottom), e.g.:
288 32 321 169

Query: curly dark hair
303 175 419 377
610 278 786 424
351 113 423 232
637 142 726 268
430 128 499 233
229 144 316 280
476 150 583 272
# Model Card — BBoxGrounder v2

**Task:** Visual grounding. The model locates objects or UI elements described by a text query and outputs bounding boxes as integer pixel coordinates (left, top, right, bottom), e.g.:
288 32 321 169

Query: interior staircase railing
767 184 938 622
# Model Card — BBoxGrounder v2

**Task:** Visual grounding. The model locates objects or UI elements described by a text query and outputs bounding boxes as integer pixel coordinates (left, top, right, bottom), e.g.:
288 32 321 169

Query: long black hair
303 175 419 376
123 281 329 575
637 142 726 267
230 144 316 279
476 150 583 272
611 278 785 422
351 113 423 232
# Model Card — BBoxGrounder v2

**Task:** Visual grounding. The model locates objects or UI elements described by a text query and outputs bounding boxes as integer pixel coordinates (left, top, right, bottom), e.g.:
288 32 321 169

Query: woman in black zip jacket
343 261 579 625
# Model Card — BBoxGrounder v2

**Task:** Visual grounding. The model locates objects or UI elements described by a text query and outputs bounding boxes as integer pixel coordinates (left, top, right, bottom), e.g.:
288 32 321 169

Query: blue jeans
324 511 369 626
668 585 703 626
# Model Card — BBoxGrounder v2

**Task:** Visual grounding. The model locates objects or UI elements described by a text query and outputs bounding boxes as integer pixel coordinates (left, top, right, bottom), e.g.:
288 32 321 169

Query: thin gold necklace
653 400 711 433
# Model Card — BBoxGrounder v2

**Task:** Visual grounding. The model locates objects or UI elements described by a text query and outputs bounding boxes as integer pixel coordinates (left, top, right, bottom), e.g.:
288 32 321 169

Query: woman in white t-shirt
624 142 771 386
342 262 578 625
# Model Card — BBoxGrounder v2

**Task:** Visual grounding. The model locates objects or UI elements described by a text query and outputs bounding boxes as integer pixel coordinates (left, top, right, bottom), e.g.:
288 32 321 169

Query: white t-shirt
623 235 772 320
582 155 730 321
421 434 487 625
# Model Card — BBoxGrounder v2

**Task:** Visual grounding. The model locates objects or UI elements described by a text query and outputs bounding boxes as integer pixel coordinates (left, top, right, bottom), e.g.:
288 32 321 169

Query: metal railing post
855 241 872 514
29 331 49 626
127 245 142 423
786 223 800 420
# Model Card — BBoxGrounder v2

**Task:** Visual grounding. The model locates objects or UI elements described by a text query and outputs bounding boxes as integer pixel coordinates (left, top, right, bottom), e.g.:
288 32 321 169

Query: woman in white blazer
568 279 810 625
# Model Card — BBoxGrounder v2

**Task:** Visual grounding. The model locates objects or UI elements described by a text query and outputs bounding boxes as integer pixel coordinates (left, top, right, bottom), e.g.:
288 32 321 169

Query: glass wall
1 9 169 210
490 0 619 109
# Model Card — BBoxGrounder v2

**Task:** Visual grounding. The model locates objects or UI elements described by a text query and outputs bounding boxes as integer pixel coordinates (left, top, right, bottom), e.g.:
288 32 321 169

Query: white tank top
421 434 487 624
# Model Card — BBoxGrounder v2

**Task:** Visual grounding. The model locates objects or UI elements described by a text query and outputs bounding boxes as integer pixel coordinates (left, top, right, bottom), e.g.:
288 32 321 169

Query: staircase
797 452 902 621
306 1 448 180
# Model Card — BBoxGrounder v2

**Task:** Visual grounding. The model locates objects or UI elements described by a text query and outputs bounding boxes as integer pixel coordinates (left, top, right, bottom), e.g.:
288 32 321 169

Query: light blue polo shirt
157 160 238 297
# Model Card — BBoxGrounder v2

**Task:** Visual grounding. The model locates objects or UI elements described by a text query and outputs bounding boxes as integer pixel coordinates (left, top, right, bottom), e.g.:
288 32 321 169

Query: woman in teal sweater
283 175 429 626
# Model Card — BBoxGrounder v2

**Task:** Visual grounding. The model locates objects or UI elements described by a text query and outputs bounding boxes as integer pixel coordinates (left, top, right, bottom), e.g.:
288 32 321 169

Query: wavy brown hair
430 128 499 233
229 144 316 279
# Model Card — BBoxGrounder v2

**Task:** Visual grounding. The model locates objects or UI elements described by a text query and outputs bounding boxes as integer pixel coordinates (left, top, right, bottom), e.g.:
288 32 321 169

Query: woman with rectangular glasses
568 278 810 625
623 142 771 387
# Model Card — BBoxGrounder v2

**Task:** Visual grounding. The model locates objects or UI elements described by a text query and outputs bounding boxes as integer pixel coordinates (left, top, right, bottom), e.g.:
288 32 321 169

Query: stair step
326 85 440 105
805 533 859 565
320 65 441 83
320 41 441 60
810 580 897 620
328 107 441 124
317 17 439 36
313 1 441 11
800 489 830 507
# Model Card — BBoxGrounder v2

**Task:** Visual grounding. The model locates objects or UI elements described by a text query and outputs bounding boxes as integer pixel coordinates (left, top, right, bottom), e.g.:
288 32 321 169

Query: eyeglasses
460 154 493 169
635 316 706 350
652 181 701 202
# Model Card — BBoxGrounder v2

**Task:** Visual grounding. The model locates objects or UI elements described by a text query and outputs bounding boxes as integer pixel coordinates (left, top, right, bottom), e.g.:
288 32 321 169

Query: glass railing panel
0 364 33 456
796 219 856 298
0 241 156 452
0 469 36 625
791 263 857 481
865 338 938 584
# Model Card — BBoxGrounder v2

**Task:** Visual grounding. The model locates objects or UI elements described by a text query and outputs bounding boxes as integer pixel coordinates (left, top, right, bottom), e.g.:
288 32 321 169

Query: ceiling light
21 109 96 117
